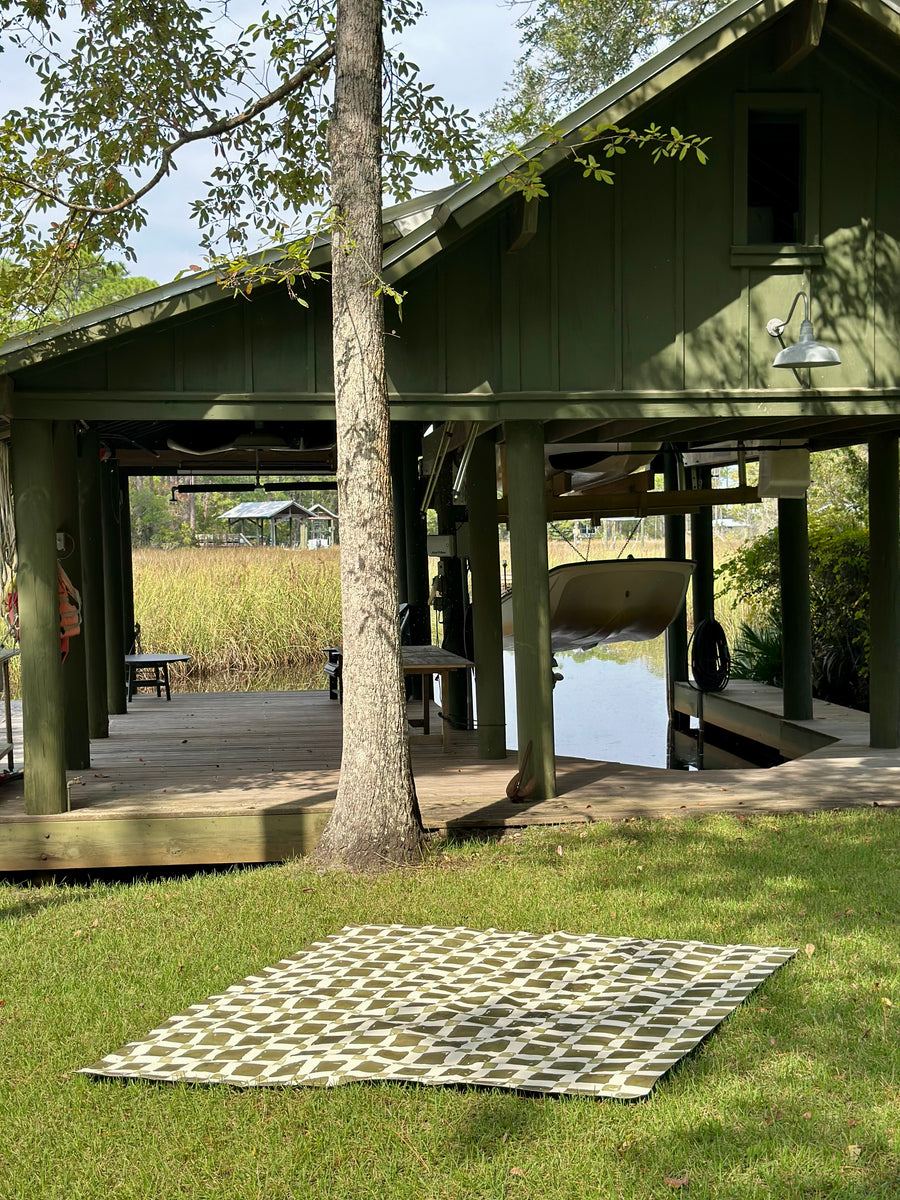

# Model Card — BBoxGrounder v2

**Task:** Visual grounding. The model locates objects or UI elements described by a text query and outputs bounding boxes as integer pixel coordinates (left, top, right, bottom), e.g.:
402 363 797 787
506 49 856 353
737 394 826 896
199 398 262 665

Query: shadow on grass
0 861 276 918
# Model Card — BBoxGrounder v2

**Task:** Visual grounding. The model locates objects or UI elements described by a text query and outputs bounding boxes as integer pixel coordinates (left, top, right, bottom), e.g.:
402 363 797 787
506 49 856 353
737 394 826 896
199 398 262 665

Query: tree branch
4 41 335 220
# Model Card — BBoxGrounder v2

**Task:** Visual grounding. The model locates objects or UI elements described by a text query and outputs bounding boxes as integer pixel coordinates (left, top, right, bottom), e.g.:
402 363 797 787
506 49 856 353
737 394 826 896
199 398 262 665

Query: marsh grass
132 547 342 672
1 811 897 1199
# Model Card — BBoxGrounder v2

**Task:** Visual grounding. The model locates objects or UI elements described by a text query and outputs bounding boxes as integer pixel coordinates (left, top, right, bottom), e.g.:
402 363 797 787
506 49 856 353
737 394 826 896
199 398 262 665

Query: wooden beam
466 434 506 759
11 419 68 814
775 1 829 74
497 484 759 521
664 453 689 735
101 460 127 715
549 469 653 500
778 497 813 720
508 195 540 253
868 435 900 748
543 420 629 443
14 388 900 419
76 429 109 739
505 420 556 800
54 420 91 769
691 468 715 628
0 810 330 871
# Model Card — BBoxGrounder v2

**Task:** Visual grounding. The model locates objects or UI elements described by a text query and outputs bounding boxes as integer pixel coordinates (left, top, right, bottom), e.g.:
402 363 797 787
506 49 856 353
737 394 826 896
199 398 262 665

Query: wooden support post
11 420 68 814
77 430 109 739
390 423 409 603
434 465 468 729
504 420 556 799
664 453 690 732
119 473 135 653
466 433 506 758
54 421 91 769
690 467 715 628
778 496 813 720
868 435 900 748
402 423 430 646
101 459 127 715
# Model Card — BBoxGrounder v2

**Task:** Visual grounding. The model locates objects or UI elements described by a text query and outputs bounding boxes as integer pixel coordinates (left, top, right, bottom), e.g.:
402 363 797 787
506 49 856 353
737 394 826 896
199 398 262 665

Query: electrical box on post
427 534 456 558
757 449 810 499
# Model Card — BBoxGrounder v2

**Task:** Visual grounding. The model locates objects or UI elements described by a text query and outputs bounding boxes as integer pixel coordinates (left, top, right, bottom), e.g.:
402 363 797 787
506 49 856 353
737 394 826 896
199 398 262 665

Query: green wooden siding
554 168 617 392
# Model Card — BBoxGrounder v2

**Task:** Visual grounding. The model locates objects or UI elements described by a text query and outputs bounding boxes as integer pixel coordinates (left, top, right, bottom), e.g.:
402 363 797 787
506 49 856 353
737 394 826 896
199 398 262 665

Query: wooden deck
0 683 897 871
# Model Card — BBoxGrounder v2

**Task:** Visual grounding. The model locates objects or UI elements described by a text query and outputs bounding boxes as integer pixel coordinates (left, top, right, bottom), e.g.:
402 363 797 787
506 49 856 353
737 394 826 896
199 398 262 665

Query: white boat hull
501 559 695 652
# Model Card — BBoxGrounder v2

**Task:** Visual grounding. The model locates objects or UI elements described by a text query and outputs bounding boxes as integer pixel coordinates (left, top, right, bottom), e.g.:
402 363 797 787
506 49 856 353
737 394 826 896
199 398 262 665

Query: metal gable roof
219 500 313 520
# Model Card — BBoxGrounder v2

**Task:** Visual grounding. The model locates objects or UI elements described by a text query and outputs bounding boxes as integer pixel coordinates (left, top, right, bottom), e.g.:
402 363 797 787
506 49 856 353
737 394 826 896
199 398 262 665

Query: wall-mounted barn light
766 291 840 384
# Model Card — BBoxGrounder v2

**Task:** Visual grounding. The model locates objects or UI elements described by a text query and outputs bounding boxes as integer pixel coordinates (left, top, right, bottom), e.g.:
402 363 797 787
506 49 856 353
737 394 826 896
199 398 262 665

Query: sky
120 1 524 284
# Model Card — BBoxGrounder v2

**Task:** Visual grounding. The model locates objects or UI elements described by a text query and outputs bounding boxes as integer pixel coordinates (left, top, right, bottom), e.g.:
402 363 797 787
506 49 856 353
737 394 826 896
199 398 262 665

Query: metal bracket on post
452 423 481 503
420 422 454 513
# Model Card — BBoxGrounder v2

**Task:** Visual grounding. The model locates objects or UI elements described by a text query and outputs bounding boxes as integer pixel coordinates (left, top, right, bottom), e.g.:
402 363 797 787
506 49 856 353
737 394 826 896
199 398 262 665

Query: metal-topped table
125 654 191 702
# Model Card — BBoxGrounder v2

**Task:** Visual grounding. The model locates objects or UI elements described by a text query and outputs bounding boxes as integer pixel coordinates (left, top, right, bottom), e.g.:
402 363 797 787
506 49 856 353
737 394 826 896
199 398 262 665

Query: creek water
502 641 670 767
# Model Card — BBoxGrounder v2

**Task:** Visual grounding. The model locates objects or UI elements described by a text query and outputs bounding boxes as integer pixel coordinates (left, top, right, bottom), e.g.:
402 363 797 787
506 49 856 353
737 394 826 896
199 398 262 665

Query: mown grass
1 811 898 1199
132 547 342 672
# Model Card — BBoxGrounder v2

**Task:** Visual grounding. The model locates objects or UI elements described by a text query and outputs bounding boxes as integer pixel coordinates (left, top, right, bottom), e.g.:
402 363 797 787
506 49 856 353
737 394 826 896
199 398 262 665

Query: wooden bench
125 654 191 702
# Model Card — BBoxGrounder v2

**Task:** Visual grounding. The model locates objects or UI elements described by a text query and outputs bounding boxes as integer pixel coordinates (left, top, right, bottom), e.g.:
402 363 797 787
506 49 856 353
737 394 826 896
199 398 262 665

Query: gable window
732 94 822 267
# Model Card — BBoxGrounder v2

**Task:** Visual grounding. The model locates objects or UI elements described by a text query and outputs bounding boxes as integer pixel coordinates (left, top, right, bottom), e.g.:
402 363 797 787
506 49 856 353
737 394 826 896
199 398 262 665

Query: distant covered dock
219 500 314 548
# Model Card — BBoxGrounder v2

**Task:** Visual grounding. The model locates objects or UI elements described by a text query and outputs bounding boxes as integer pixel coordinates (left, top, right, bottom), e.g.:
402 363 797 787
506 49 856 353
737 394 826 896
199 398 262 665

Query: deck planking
0 686 897 870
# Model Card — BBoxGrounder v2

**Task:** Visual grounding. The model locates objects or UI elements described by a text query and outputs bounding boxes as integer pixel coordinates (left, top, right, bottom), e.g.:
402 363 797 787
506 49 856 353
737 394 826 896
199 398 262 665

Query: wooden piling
505 420 556 799
11 419 68 814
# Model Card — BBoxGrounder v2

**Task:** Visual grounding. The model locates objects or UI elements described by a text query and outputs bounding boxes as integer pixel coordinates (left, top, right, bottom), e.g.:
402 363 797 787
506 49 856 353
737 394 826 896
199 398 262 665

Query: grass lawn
1 811 898 1199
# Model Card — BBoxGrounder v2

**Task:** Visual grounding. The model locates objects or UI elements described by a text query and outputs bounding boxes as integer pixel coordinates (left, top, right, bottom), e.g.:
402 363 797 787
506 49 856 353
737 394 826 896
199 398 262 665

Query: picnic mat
81 924 796 1098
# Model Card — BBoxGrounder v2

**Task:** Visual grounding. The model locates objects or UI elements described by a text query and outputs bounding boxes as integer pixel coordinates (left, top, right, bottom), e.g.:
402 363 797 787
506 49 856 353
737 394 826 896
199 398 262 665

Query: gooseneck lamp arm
766 290 841 388
766 293 809 389
766 290 810 343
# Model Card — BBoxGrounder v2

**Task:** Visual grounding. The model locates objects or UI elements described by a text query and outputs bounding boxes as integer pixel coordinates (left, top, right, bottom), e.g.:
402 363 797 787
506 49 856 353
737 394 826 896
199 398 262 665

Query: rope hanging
689 617 732 693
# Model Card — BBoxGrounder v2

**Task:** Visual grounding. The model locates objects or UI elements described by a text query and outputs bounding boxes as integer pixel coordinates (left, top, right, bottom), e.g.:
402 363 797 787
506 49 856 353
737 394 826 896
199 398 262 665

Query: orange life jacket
2 563 83 662
57 563 82 663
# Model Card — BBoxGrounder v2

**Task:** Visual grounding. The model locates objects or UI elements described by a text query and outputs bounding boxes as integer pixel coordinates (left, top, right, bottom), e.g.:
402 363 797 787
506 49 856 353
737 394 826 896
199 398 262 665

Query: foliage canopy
0 0 478 332
2 250 156 332
484 0 728 143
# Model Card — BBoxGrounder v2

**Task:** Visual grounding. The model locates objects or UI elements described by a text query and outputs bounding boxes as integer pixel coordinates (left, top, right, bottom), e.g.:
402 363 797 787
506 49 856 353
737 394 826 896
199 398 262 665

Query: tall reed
132 547 342 671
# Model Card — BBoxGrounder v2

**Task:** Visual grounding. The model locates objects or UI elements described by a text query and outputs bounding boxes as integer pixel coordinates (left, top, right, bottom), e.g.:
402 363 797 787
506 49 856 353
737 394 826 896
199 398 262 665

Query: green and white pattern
82 925 795 1098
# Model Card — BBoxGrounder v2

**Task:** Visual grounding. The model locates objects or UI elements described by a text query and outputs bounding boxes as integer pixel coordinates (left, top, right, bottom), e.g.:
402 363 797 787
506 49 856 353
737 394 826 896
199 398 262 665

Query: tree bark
313 0 423 868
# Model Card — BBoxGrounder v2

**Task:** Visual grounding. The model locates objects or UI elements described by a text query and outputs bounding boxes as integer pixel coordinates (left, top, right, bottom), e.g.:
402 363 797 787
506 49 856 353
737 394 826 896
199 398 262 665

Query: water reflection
503 641 670 767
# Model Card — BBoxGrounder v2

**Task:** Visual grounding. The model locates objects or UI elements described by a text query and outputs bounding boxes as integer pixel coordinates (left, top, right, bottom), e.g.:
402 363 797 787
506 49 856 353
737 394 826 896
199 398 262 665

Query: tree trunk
313 0 423 868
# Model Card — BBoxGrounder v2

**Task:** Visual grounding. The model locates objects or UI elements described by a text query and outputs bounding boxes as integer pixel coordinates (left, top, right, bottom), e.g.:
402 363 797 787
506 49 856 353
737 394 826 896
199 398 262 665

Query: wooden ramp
0 686 896 871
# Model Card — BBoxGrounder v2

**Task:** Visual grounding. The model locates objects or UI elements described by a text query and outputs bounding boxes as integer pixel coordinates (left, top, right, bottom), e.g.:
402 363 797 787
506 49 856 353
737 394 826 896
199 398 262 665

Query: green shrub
717 520 869 709
730 621 783 686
